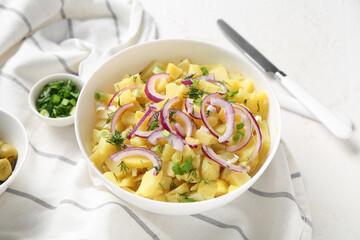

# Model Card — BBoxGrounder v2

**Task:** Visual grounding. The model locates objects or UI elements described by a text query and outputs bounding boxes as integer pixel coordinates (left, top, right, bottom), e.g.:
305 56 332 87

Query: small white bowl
75 39 282 215
0 109 29 196
28 73 83 127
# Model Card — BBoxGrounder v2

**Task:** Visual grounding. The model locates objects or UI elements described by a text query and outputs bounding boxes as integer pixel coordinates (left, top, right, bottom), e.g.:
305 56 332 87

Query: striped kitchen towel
0 0 312 239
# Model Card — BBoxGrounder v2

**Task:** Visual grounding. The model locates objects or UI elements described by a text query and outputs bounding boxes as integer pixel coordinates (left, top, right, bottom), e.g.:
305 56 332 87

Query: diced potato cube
136 170 164 198
165 82 187 102
227 172 251 187
188 64 202 76
259 120 270 159
207 116 218 127
90 149 106 169
121 111 136 126
220 168 232 181
166 63 183 81
119 175 136 188
152 191 169 202
119 89 138 106
233 90 252 105
246 91 269 119
114 73 142 92
155 77 168 93
197 181 217 200
201 157 220 181
239 79 254 93
214 124 226 135
162 161 175 177
93 129 100 145
229 71 244 79
236 137 256 163
97 137 118 156
215 179 228 197
197 80 221 93
103 171 119 185
165 182 190 202
162 144 176 162
130 137 149 147
123 156 153 169
209 66 229 81
194 128 218 145
104 158 127 178
178 58 191 72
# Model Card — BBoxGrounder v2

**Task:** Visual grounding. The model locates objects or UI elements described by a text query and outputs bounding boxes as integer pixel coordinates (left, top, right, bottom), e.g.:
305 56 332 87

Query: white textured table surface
139 0 360 239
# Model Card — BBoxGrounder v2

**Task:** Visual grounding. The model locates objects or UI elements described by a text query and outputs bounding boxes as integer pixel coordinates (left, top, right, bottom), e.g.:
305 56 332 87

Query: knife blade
217 19 353 139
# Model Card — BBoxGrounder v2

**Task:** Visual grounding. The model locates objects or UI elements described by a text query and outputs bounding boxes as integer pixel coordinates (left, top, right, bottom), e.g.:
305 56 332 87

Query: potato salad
91 59 270 202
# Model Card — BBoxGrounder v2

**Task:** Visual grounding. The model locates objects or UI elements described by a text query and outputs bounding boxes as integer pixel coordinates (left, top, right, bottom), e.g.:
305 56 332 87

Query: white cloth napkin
0 0 312 239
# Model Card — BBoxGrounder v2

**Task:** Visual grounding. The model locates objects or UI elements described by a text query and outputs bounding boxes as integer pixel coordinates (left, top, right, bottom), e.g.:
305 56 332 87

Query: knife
217 19 353 139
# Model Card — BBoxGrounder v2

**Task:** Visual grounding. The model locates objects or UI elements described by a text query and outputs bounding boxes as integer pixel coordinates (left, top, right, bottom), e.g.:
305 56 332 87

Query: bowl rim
28 73 83 124
0 108 29 190
75 38 282 211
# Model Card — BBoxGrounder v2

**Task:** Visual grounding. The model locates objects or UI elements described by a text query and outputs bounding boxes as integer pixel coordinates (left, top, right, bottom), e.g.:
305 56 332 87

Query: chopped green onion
152 66 165 74
69 98 77 106
40 109 49 117
236 123 244 130
61 98 69 106
194 98 202 106
227 90 239 97
52 94 61 104
228 99 237 103
201 67 209 75
132 89 141 98
180 156 193 173
217 88 222 92
192 79 199 87
151 145 162 152
240 161 248 167
232 133 241 143
236 130 245 136
94 92 103 101
172 165 184 175
70 106 76 116
148 121 158 131
162 130 170 137
99 129 110 138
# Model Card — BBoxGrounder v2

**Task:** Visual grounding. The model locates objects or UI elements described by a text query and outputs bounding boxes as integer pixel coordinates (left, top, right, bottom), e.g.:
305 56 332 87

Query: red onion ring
225 107 252 152
111 103 134 135
185 141 198 148
107 85 139 111
144 73 169 103
159 97 179 133
181 79 194 85
232 103 262 163
109 147 161 176
127 106 156 140
201 144 250 173
174 122 185 139
184 98 201 119
200 94 234 143
147 130 184 152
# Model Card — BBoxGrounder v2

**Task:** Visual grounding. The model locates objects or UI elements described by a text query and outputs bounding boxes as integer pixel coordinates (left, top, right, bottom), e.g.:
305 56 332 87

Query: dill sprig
107 130 126 150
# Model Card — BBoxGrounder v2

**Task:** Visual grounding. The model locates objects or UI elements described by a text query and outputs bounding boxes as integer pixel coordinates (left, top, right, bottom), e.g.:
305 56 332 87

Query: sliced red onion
226 107 252 152
127 106 156 140
200 94 234 143
184 98 201 119
109 147 161 176
185 141 198 148
181 79 194 85
232 103 262 163
147 130 184 152
144 73 169 103
159 97 179 133
174 122 185 139
107 85 139 111
194 74 215 82
171 108 193 137
201 144 250 173
134 130 156 138
111 103 134 135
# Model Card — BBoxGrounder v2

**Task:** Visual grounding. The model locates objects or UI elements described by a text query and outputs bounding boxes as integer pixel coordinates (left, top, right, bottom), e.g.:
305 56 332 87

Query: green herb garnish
184 86 208 100
118 161 129 174
107 130 126 150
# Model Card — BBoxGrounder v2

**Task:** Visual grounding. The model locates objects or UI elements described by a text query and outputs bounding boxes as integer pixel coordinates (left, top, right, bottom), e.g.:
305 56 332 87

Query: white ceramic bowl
75 39 281 215
28 73 83 127
0 109 29 196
